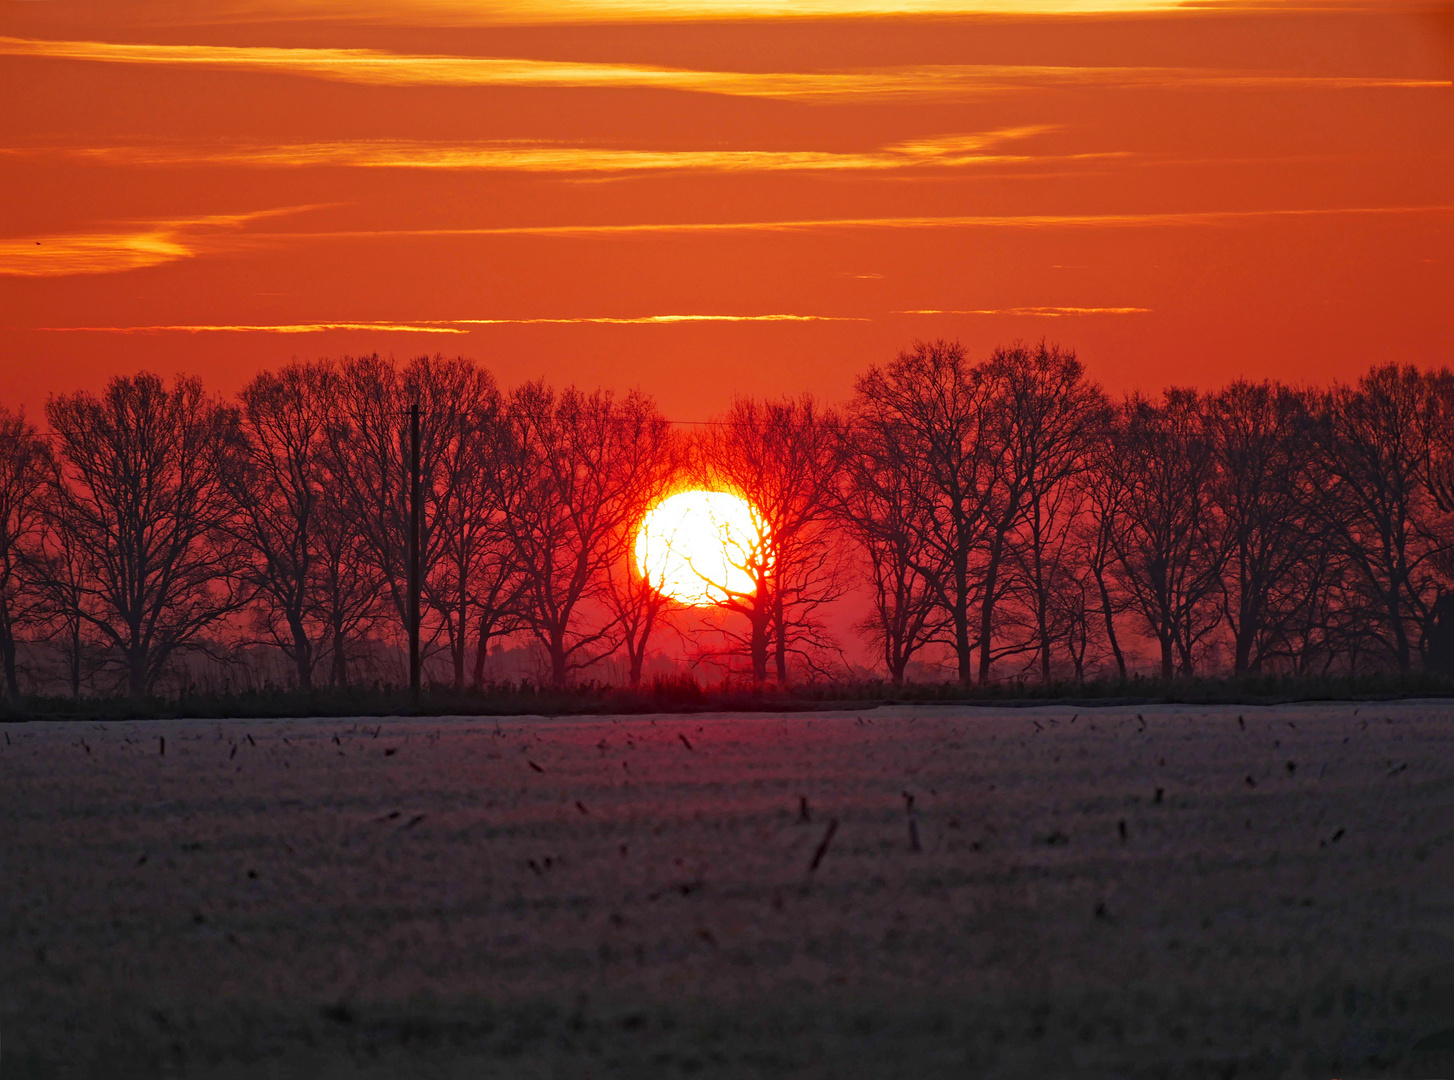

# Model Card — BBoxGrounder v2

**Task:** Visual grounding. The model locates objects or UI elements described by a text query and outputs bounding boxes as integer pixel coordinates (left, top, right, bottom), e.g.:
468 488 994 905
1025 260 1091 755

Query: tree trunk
1233 625 1254 676
330 610 349 689
1160 634 1174 681
1094 569 1126 678
0 607 17 697
128 649 149 699
288 612 313 691
952 553 973 685
1 635 17 699
773 590 788 683
750 604 770 685
70 619 81 699
977 532 1005 684
472 612 491 688
1038 591 1052 683
451 581 468 690
549 630 569 688
1388 588 1411 674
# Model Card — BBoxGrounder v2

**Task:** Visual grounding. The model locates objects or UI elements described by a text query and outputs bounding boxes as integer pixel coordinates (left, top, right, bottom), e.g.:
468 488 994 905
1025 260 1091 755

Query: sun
635 490 766 606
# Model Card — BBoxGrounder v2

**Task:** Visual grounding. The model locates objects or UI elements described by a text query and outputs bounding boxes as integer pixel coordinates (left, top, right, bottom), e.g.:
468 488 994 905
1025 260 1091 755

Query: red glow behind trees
2 348 1453 697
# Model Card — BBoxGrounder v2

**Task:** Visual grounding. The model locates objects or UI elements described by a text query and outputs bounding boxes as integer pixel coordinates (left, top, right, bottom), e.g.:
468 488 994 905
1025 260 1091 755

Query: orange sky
1 1 1450 419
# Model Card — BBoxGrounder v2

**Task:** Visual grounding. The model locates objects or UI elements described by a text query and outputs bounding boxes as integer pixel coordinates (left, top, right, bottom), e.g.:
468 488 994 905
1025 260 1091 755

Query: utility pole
408 400 422 706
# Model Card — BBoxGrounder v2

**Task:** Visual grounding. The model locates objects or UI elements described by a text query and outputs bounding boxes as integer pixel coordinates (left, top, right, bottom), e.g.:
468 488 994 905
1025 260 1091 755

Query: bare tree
853 341 996 684
1104 390 1226 680
1077 439 1130 678
327 354 506 686
1306 365 1447 673
695 395 847 683
326 354 410 646
493 383 671 686
1206 381 1319 674
0 407 50 697
606 429 686 689
404 357 509 689
986 342 1108 682
45 374 247 697
34 496 93 698
839 409 942 684
225 361 338 690
312 490 385 689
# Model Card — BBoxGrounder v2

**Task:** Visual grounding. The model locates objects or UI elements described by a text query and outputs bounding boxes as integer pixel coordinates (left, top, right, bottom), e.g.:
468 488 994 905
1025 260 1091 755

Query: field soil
2 702 1452 1078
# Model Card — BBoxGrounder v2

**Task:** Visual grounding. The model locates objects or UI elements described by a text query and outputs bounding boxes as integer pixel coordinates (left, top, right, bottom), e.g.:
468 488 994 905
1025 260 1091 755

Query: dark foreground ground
2 703 1451 1079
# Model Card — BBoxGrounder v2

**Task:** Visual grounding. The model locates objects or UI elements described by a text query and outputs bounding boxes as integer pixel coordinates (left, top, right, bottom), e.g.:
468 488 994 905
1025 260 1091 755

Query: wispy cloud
35 322 468 334
446 314 868 323
1 38 1440 101
36 314 865 332
282 204 1454 241
13 203 1450 278
5 129 1110 174
899 306 1151 315
151 0 1428 24
188 0 1191 21
0 207 315 277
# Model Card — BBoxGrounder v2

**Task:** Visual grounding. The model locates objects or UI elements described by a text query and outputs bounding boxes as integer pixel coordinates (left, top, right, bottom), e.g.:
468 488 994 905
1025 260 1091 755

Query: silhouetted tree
226 361 337 690
854 341 996 684
696 395 847 683
0 407 50 697
986 342 1108 682
1078 433 1130 678
327 354 507 686
1104 390 1226 679
492 383 670 686
406 357 510 689
1306 365 1448 673
1206 381 1318 674
839 408 942 684
45 374 247 697
606 429 687 689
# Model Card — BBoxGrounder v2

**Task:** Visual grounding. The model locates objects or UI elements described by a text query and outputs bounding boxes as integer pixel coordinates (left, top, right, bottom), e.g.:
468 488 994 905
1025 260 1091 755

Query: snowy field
2 702 1452 1078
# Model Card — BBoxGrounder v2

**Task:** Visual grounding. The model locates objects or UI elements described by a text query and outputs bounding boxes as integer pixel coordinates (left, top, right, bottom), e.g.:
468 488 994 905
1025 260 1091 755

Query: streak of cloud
34 322 468 334
125 0 1426 24
35 314 865 332
0 207 318 277
281 204 1454 242
189 0 1191 20
14 204 1449 278
445 314 868 323
1 38 1441 101
6 129 1120 175
898 306 1152 315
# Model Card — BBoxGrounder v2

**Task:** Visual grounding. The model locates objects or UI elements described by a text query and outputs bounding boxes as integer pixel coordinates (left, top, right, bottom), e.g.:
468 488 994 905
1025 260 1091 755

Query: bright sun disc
635 490 764 606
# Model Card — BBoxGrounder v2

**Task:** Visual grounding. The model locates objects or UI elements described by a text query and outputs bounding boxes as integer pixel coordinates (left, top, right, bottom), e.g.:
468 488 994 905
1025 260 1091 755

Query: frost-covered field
2 702 1452 1078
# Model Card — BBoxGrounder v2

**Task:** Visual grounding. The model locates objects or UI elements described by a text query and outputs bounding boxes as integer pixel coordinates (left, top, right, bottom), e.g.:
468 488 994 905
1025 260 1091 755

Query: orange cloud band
9 204 1449 278
0 207 320 277
899 306 1152 315
6 129 1112 174
72 0 1436 25
35 315 868 332
1 38 1441 100
284 204 1454 241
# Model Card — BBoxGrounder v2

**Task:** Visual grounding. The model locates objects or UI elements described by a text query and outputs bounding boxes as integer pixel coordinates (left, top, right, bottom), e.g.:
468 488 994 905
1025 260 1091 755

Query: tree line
1 343 1452 700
